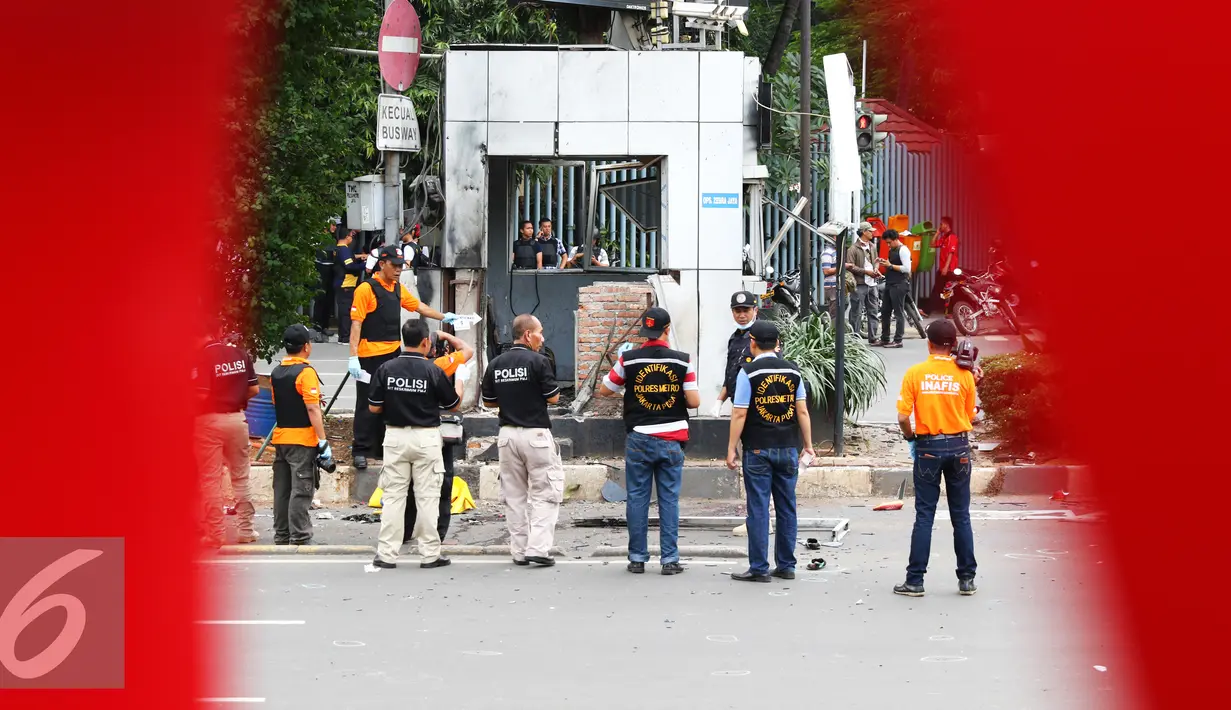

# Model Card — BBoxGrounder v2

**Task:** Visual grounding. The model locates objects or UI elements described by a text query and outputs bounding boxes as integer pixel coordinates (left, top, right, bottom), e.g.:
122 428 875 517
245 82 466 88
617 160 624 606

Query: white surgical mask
735 321 754 331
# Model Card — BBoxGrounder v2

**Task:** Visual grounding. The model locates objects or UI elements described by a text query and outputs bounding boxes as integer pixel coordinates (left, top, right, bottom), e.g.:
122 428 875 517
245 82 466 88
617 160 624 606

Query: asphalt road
199 504 1127 709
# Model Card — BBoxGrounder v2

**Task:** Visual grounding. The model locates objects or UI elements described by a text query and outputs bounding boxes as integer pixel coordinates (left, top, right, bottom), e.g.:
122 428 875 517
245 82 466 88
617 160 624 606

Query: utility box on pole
345 175 385 231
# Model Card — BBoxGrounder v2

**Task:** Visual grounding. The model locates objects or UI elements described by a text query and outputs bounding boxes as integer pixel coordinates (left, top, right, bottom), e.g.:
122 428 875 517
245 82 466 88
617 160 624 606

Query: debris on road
316 512 334 520
873 480 907 511
601 480 627 503
343 512 381 524
806 558 826 571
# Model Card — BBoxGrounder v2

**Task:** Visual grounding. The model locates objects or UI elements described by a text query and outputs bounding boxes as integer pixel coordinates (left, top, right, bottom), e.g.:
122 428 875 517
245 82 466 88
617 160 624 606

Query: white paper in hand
450 313 483 332
355 369 372 384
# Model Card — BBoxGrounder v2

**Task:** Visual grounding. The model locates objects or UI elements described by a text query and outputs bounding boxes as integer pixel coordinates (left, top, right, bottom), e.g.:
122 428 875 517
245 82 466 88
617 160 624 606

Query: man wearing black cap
597 307 700 575
269 324 334 546
710 290 760 417
726 321 815 583
346 244 459 469
892 319 979 598
368 319 462 570
875 229 912 348
193 318 260 546
480 314 563 566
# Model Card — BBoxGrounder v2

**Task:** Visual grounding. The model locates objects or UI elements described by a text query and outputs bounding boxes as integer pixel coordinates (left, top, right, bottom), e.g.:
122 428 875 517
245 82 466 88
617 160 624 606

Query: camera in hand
316 455 337 473
953 339 979 371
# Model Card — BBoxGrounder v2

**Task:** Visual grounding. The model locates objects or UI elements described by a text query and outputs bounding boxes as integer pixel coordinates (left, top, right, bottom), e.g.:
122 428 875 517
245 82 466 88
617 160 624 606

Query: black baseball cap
283 323 311 349
926 319 958 346
730 291 757 309
749 320 779 344
639 307 671 338
376 244 406 265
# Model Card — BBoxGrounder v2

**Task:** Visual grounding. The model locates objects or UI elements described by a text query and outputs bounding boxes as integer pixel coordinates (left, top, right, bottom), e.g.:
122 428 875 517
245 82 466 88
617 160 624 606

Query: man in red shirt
927 216 960 315
597 308 701 576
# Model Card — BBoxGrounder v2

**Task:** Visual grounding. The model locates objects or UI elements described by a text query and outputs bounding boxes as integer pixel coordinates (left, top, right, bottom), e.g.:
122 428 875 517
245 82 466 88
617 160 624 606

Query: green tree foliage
978 352 1064 456
220 0 560 361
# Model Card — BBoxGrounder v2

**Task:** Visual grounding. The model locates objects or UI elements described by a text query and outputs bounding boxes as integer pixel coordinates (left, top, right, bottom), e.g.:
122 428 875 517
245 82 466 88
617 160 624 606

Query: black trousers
272 444 316 544
880 281 910 343
927 271 950 314
352 349 401 457
313 277 334 332
403 443 456 543
336 287 355 343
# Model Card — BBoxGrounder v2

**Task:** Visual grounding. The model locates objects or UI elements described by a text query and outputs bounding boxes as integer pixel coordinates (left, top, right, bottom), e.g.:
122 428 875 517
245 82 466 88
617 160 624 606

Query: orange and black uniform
270 356 322 544
349 274 422 458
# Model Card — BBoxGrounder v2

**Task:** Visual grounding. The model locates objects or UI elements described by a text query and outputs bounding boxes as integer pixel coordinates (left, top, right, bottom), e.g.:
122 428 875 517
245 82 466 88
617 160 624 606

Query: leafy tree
218 0 562 362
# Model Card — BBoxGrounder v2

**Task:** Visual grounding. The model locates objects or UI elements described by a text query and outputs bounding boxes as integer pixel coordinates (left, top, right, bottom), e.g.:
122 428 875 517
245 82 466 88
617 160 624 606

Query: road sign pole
382 0 401 247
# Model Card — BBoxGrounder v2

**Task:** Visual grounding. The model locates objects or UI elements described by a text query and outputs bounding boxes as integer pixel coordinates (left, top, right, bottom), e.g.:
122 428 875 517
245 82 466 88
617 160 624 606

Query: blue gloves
908 440 917 461
347 356 363 380
617 342 635 355
442 312 458 325
316 440 333 462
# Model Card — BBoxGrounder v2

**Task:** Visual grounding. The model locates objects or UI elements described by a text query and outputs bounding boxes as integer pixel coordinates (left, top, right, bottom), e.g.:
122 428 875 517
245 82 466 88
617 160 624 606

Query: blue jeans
742 447 798 575
907 436 978 585
625 432 684 563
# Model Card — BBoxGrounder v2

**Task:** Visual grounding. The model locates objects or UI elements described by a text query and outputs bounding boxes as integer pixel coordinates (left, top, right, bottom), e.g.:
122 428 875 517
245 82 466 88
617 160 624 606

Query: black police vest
538 239 560 267
513 239 538 269
271 362 316 429
741 356 804 449
621 344 691 433
360 280 403 344
724 329 753 397
885 244 908 284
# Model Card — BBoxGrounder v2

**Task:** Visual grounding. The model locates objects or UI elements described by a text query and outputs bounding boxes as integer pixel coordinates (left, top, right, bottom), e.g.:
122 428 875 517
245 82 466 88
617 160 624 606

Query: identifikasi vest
620 343 692 433
740 355 804 449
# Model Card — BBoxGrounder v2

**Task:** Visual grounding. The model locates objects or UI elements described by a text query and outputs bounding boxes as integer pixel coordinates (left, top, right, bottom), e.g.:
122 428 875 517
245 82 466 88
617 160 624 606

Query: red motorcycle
940 260 1020 336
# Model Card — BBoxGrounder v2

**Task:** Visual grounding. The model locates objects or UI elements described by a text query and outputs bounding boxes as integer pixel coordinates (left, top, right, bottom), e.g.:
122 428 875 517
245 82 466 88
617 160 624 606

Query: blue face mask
735 320 754 331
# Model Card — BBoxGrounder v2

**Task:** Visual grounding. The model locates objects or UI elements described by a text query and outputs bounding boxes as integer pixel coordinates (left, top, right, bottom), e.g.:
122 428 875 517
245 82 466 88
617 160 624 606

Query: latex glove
708 401 724 418
617 342 635 355
908 440 917 461
454 361 472 383
347 356 363 380
441 312 458 325
316 440 333 462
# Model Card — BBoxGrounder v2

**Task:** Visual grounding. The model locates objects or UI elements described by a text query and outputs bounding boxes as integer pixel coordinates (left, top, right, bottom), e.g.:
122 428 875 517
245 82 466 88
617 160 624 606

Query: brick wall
575 282 656 401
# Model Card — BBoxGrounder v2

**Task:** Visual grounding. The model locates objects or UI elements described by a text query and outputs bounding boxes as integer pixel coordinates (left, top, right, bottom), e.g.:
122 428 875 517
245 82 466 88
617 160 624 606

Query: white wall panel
630 122 698 270
559 51 629 122
558 122 629 156
444 51 488 122
697 123 743 270
487 122 555 156
628 52 698 122
488 52 559 122
699 51 745 122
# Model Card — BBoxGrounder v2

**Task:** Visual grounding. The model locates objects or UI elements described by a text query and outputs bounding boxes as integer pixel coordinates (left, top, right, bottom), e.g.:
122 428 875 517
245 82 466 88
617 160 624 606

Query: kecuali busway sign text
376 94 420 152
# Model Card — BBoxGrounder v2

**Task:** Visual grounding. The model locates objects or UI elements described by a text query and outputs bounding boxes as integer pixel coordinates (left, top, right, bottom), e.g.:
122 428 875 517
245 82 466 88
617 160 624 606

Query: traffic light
856 111 874 153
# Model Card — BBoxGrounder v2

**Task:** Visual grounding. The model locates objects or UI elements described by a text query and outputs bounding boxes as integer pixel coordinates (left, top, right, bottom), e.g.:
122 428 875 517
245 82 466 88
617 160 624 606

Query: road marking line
197 620 305 625
203 557 740 566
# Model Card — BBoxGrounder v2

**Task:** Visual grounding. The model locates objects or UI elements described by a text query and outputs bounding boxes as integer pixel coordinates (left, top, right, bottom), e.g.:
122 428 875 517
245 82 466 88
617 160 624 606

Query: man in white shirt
875 229 912 348
565 233 610 268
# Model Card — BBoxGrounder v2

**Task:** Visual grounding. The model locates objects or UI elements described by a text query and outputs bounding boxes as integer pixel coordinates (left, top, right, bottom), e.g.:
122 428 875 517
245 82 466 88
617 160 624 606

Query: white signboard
376 93 421 152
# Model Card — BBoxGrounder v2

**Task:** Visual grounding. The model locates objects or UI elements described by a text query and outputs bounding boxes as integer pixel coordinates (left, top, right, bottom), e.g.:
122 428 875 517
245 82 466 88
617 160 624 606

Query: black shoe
371 558 397 569
353 454 368 470
513 558 530 566
731 570 772 583
627 561 645 574
420 556 452 569
959 578 977 596
291 538 313 546
893 582 925 597
525 556 555 567
274 539 291 546
771 567 796 580
884 341 904 349
661 562 685 576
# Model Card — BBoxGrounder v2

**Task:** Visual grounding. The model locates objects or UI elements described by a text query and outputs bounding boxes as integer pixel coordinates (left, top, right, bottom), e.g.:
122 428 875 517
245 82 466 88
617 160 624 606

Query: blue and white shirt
822 245 837 287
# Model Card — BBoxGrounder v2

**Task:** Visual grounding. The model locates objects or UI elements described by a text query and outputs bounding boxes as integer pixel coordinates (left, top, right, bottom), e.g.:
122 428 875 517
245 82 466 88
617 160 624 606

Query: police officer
535 218 564 269
312 217 339 332
597 307 700 575
512 220 542 270
270 324 333 546
346 244 458 469
333 229 364 344
480 314 563 566
709 290 759 417
193 319 260 546
403 330 475 545
726 321 815 582
368 320 461 569
892 320 979 597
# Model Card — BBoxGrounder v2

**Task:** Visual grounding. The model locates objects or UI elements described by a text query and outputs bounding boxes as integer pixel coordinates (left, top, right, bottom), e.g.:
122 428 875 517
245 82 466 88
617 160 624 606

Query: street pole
382 0 402 247
833 224 848 456
798 0 812 317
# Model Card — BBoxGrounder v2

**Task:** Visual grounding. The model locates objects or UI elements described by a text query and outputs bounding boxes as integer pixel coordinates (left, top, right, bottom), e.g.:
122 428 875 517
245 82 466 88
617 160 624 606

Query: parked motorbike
941 264 1020 336
761 266 801 317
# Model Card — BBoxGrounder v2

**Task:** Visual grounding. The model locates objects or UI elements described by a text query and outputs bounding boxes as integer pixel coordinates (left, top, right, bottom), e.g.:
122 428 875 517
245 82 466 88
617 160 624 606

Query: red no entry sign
378 0 422 92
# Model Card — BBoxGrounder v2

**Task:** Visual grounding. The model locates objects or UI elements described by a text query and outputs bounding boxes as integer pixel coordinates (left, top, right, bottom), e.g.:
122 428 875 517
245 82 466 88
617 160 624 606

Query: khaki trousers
376 426 445 563
498 426 564 559
195 412 255 540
